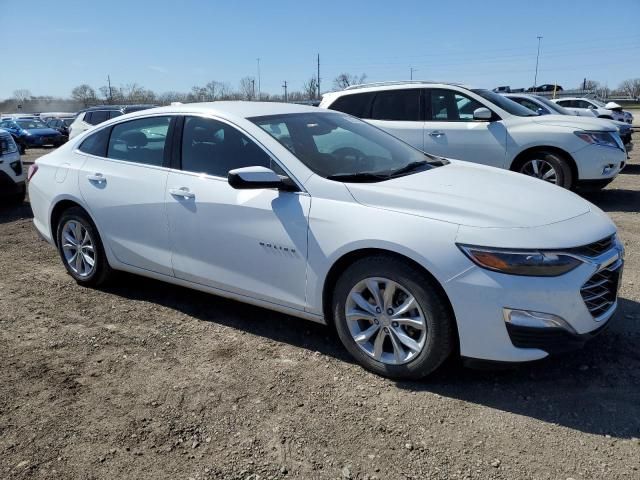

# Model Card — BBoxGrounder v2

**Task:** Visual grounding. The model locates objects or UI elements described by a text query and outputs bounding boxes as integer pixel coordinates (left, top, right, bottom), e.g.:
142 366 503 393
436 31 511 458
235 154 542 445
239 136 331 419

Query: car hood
604 102 622 110
529 114 617 131
24 128 60 135
345 161 591 228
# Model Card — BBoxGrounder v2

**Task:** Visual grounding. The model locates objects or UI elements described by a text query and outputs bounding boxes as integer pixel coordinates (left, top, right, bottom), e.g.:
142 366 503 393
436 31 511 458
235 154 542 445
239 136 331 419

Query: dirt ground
1 137 639 480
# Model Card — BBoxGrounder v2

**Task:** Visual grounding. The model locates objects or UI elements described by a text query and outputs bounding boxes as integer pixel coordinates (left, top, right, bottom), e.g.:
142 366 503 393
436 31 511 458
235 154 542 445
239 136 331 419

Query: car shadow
0 200 33 225
103 274 640 439
582 189 640 213
621 163 640 175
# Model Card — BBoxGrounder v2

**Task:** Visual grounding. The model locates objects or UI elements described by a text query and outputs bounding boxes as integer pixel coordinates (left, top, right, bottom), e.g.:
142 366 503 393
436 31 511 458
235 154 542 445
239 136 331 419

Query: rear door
365 89 424 150
422 89 507 168
78 115 175 276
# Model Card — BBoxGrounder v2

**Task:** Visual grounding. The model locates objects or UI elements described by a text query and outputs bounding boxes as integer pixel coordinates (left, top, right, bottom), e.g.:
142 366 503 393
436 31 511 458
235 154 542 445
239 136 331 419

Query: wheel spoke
346 308 376 322
542 168 557 181
391 296 417 318
350 292 376 315
82 252 95 268
373 328 387 360
382 281 396 311
75 248 84 273
392 327 422 353
531 160 540 176
394 317 425 330
365 279 383 310
73 222 83 243
63 231 77 247
354 323 380 344
387 328 405 363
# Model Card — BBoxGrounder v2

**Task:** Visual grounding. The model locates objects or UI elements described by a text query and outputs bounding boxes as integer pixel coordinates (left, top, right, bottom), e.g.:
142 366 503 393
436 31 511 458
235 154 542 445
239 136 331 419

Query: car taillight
27 164 38 181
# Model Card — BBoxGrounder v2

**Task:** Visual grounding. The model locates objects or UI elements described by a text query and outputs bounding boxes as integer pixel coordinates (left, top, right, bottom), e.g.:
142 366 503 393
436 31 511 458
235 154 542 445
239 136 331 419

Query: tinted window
90 110 109 125
181 116 271 177
511 97 545 114
83 112 93 124
429 90 484 121
107 116 170 166
109 111 123 119
470 89 537 116
327 92 375 118
370 89 420 121
575 100 592 109
78 127 111 157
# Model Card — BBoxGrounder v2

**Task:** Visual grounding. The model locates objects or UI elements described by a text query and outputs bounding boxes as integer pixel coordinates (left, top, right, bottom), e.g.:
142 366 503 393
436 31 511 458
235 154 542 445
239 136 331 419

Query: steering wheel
331 147 369 168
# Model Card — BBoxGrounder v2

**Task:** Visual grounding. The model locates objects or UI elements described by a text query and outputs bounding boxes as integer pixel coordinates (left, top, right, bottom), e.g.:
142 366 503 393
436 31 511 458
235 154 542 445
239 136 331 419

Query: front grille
580 261 622 318
570 235 615 257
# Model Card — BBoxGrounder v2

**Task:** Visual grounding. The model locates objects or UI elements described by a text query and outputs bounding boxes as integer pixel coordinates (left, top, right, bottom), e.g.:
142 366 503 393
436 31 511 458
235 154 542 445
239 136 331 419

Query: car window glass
370 89 420 121
109 111 123 119
430 90 483 121
107 116 170 166
78 127 111 157
327 92 375 118
576 100 591 109
83 112 93 125
513 98 544 113
181 116 272 177
90 111 109 125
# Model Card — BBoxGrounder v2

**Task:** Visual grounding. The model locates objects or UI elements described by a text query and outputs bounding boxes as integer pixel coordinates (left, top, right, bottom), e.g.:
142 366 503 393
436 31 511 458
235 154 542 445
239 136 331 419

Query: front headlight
574 131 618 148
457 244 582 277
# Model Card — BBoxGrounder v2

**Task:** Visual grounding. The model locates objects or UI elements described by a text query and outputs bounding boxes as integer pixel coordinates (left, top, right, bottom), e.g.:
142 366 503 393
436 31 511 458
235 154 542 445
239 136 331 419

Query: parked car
39 112 76 123
69 104 155 139
46 117 75 141
29 102 624 379
0 118 64 152
552 97 632 123
527 84 563 92
320 82 626 189
0 129 26 203
505 93 633 145
492 86 511 93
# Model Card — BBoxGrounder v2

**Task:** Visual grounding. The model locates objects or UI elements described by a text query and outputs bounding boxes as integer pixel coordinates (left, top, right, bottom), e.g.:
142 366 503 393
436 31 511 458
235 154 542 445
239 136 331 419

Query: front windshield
471 89 538 116
590 98 606 108
250 112 438 181
533 95 572 115
17 120 48 129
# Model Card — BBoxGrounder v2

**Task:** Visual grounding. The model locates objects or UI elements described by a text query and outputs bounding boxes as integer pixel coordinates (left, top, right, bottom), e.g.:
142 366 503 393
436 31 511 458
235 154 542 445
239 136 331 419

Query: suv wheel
56 207 113 286
332 256 455 379
518 151 573 189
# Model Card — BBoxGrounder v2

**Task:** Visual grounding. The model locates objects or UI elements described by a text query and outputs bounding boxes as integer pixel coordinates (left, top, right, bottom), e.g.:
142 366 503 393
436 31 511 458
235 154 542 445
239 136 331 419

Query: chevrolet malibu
28 103 624 379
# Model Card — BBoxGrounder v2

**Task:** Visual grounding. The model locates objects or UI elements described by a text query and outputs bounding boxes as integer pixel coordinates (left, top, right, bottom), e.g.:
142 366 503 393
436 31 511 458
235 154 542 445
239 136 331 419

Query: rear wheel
332 256 455 379
517 151 573 189
56 207 113 286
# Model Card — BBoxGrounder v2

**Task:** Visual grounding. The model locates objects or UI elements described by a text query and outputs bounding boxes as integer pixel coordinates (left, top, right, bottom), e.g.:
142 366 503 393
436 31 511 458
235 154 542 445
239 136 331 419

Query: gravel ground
1 139 639 480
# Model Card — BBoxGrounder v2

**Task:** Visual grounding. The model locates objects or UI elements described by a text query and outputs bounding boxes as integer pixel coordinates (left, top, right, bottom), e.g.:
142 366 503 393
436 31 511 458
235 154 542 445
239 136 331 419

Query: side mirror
587 105 595 109
536 107 548 115
473 107 493 121
228 166 297 191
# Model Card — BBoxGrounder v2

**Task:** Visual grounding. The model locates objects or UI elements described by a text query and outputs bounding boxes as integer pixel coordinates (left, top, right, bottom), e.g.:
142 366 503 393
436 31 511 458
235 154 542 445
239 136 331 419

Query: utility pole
533 35 543 89
282 81 288 103
107 75 113 104
410 67 417 80
256 58 261 101
317 53 321 99
251 79 255 100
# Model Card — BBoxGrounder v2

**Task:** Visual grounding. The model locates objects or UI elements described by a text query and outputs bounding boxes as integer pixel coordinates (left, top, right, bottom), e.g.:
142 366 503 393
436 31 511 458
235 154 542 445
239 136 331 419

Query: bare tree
13 89 32 103
71 84 97 107
303 75 319 100
619 78 640 99
239 77 256 100
333 73 367 90
158 91 188 105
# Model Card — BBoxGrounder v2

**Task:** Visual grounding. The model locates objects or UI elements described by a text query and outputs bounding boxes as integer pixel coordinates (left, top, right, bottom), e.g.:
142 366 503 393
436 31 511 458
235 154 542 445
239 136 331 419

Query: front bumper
22 135 63 147
0 171 25 196
573 144 627 181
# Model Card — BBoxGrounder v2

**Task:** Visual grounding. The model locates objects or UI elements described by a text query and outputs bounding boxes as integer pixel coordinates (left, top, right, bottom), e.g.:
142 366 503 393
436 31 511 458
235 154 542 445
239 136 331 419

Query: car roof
139 101 322 119
321 81 474 99
80 104 155 113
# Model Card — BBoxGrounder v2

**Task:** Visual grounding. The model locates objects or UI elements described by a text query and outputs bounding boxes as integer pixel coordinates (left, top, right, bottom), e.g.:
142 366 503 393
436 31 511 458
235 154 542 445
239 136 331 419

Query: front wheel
332 256 455 379
517 151 573 189
56 207 113 286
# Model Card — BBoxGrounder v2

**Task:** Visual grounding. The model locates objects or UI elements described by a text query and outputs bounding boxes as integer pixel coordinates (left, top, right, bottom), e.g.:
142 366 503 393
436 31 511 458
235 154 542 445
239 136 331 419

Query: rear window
327 92 375 118
88 110 109 125
78 127 111 157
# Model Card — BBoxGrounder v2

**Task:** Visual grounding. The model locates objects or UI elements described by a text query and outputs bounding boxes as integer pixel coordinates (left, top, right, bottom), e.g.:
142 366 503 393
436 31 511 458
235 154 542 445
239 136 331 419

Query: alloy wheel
61 220 96 278
345 277 427 365
520 159 559 184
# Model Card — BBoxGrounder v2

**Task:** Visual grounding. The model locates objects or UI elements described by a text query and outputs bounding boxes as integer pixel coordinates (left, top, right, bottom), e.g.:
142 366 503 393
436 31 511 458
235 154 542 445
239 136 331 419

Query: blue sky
1 0 638 99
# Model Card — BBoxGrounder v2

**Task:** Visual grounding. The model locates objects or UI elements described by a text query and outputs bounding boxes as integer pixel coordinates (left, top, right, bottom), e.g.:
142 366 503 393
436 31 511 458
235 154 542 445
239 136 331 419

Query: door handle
87 173 106 183
429 131 446 137
169 187 195 199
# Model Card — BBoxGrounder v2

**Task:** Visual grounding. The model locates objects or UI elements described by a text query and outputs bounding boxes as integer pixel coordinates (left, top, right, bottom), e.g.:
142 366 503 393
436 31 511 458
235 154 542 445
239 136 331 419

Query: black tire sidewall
332 256 454 379
520 152 572 189
56 208 110 286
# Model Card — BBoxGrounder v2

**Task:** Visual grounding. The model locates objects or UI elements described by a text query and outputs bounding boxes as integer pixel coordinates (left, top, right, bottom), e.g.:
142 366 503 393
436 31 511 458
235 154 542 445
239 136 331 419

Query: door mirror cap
473 107 493 121
536 107 548 116
228 166 297 191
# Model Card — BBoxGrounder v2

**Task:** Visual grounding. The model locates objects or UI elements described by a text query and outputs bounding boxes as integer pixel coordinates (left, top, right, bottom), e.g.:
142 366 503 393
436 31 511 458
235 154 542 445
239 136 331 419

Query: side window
556 100 570 107
429 90 484 121
109 111 123 119
514 98 545 114
576 100 592 109
181 116 271 177
90 110 109 125
78 127 111 157
327 92 375 118
107 116 170 166
83 112 93 125
370 89 420 121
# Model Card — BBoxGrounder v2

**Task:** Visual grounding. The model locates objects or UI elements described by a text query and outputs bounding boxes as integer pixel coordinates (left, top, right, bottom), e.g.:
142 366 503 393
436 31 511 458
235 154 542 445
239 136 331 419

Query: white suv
0 129 26 203
320 82 626 189
552 97 632 124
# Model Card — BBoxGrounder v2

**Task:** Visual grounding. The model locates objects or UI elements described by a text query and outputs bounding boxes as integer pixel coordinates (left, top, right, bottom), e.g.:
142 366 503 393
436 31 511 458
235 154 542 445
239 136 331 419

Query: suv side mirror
473 107 493 121
536 107 548 115
228 166 297 191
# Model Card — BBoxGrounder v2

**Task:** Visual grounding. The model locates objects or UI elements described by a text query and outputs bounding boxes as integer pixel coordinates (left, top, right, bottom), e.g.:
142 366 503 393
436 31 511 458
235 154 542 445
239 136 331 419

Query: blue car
0 118 64 153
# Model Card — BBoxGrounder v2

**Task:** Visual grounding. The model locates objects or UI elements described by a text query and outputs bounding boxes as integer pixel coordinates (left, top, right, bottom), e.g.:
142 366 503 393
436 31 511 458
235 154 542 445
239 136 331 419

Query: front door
166 116 310 311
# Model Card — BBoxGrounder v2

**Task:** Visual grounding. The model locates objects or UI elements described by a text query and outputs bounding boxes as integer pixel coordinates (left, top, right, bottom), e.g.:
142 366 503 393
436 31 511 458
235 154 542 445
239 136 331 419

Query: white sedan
28 102 624 379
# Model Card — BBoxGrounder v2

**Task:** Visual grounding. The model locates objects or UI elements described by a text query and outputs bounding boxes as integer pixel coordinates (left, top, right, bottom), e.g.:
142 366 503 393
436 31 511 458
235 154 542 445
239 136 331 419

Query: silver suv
0 129 26 204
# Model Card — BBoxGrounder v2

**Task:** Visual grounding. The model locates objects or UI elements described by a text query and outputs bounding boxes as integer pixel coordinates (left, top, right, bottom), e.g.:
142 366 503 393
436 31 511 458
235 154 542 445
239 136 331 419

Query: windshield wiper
326 172 390 182
388 161 431 178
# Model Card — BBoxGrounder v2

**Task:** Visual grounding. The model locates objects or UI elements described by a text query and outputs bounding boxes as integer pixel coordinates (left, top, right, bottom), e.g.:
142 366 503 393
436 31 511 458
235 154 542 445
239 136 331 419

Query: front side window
429 90 484 121
575 100 593 109
181 116 271 177
107 116 170 166
470 89 537 116
89 110 109 125
327 92 375 118
511 97 545 114
251 112 434 181
370 89 420 121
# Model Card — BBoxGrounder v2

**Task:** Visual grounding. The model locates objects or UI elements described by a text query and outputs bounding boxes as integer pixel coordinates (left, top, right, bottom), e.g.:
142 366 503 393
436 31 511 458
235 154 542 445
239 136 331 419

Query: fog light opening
602 164 615 175
503 308 576 334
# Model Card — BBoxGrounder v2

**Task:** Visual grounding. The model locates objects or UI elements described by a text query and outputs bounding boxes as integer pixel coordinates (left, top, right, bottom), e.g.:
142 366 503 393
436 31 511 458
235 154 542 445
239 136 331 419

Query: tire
56 206 113 287
516 151 573 189
332 255 455 379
